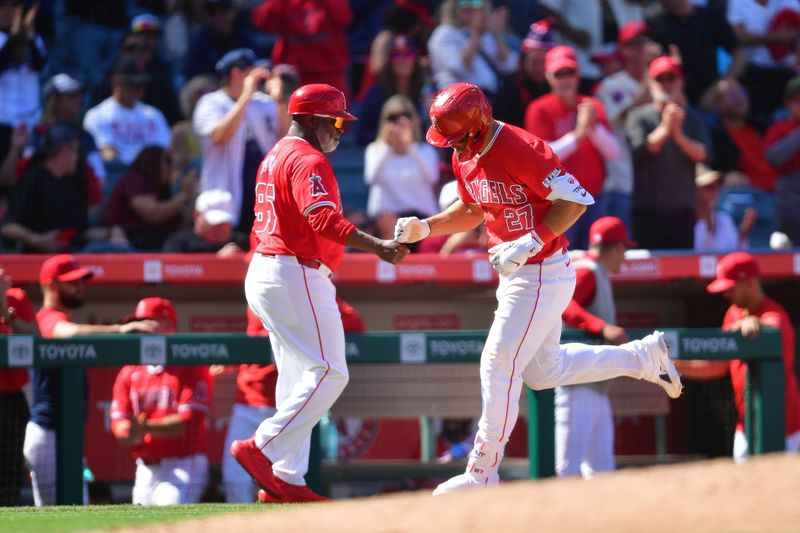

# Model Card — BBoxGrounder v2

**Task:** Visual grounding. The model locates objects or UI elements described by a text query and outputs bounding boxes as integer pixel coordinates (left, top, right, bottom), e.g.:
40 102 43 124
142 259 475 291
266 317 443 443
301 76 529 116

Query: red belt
262 254 322 270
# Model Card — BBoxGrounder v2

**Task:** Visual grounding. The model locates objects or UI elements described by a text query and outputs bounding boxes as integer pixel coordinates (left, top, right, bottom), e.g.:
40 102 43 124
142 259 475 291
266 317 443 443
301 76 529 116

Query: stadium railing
0 328 784 505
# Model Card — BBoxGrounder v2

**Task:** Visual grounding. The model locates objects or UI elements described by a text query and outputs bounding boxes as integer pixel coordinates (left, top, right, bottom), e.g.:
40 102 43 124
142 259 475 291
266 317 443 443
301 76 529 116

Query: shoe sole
653 331 683 399
230 441 283 499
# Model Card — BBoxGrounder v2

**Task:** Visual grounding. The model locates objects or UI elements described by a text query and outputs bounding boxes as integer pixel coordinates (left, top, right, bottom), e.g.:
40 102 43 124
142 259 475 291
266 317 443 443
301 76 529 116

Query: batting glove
488 231 545 276
394 217 431 243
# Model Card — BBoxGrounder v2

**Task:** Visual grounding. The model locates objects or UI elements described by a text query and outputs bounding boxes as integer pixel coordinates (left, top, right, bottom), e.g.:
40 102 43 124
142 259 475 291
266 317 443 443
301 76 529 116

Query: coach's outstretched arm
347 229 410 264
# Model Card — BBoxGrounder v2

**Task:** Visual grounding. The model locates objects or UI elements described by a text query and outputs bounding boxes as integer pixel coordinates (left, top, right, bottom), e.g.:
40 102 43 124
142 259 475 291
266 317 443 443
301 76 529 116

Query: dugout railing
0 328 784 505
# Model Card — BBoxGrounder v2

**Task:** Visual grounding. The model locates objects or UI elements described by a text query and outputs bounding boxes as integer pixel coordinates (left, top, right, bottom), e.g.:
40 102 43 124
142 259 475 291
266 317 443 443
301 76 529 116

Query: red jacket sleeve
306 205 357 244
110 368 133 436
178 367 213 422
561 267 606 336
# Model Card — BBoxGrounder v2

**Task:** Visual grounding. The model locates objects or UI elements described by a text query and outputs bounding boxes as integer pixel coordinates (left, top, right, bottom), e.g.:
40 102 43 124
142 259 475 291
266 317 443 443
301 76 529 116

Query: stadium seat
716 186 776 249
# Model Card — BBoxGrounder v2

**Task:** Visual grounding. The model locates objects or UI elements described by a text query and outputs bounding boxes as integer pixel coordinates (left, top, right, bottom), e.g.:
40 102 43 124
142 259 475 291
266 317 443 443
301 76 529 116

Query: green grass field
0 504 270 533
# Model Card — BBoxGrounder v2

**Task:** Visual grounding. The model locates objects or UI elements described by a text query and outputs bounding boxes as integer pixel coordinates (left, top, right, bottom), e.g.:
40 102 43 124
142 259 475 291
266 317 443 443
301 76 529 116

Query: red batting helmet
125 297 178 332
427 83 492 159
288 83 357 122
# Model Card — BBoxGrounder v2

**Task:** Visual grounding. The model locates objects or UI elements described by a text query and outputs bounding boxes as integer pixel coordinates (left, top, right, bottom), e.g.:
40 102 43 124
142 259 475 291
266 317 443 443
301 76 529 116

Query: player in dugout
111 297 214 505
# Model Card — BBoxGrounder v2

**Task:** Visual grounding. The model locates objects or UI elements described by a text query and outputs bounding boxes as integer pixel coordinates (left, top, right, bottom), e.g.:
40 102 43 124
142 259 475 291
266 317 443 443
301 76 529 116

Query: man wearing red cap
557 216 636 478
0 267 39 505
706 252 800 462
394 82 682 495
525 45 620 250
24 255 158 506
229 84 408 503
625 55 710 250
111 298 214 505
594 22 654 235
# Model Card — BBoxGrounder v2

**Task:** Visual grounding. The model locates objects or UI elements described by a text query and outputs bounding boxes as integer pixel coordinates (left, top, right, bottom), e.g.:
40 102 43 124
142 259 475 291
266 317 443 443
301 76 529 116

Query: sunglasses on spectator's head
458 0 484 8
553 68 577 79
387 111 413 123
655 74 677 84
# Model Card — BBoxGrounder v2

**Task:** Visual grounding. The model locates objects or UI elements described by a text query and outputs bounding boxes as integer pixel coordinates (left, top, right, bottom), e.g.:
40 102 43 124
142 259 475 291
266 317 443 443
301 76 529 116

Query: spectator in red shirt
525 45 620 249
706 252 800 463
252 0 353 97
706 79 776 192
764 76 800 245
111 298 214 505
0 266 38 506
103 145 197 251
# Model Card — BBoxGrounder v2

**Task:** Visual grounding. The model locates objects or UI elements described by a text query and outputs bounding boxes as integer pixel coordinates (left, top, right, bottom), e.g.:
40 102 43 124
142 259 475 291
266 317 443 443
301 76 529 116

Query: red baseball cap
545 45 579 73
649 56 682 79
706 252 760 293
39 254 93 286
588 217 637 248
618 21 649 46
127 297 178 327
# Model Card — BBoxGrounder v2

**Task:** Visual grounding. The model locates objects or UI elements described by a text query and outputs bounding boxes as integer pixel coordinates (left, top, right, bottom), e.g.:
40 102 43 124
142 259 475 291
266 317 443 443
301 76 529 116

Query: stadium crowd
1 0 800 506
1 0 799 256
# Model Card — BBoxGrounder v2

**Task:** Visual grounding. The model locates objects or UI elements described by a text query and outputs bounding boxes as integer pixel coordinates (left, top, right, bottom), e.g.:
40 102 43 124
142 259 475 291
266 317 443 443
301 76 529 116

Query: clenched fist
394 217 431 243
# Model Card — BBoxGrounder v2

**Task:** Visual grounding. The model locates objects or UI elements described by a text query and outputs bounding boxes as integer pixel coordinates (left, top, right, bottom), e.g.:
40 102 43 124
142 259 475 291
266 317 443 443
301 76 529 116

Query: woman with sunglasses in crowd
356 35 430 146
364 94 440 236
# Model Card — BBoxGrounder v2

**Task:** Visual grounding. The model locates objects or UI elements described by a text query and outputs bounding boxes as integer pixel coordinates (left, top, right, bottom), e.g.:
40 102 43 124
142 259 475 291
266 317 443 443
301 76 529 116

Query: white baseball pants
555 385 615 478
469 250 660 476
245 254 348 486
222 403 277 502
132 453 208 505
23 421 88 506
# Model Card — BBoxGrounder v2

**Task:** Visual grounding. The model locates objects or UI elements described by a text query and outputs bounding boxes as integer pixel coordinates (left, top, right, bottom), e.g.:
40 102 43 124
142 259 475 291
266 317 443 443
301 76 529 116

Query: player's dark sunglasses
387 111 413 123
553 68 577 79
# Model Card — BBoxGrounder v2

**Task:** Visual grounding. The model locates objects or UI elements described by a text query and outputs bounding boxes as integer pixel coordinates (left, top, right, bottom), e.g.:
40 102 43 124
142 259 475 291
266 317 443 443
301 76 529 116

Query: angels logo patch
309 173 328 197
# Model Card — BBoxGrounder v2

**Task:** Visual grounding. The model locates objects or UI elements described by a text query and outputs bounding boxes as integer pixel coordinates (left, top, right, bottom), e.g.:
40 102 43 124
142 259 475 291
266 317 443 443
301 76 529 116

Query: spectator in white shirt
364 94 440 222
428 0 518 101
192 48 278 232
694 167 755 252
83 59 172 166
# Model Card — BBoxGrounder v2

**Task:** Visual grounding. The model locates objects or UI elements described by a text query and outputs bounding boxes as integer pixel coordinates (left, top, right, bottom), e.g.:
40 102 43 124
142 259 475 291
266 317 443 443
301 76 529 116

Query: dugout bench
0 328 784 505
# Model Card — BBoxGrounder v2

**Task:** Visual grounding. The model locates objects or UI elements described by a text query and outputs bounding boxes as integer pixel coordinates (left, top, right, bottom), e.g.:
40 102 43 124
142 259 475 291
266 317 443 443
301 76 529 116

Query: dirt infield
105 454 800 533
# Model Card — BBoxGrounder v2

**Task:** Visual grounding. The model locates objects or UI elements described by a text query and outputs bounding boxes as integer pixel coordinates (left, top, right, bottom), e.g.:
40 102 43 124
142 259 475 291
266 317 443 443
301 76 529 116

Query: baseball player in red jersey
230 83 408 503
26 255 157 506
394 83 683 495
706 252 800 462
111 298 214 505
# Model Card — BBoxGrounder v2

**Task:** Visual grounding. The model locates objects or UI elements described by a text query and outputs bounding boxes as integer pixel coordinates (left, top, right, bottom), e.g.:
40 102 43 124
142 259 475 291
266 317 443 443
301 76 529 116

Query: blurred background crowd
1 0 800 257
